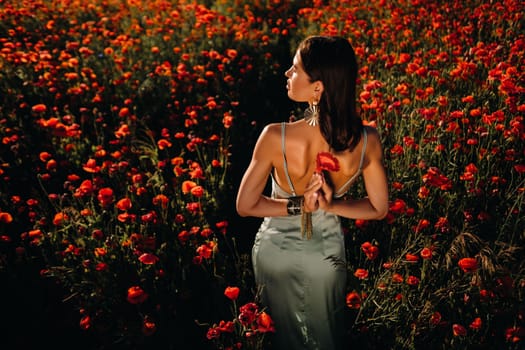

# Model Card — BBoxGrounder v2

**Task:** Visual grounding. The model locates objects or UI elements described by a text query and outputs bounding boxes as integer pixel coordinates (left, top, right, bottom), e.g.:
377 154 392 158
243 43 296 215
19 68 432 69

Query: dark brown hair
298 35 363 152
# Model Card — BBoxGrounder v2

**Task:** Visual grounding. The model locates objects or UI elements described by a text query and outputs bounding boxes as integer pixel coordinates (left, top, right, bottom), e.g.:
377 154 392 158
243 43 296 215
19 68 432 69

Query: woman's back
269 120 374 198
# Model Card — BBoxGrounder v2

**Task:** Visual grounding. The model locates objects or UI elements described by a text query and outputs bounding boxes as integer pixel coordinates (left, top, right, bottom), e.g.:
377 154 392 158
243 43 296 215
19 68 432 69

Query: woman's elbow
372 201 389 220
375 208 389 220
236 200 250 217
236 208 249 217
376 205 388 220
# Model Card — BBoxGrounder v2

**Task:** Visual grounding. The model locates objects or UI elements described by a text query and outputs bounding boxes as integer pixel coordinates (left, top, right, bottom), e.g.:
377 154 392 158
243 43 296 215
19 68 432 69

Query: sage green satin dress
252 123 367 349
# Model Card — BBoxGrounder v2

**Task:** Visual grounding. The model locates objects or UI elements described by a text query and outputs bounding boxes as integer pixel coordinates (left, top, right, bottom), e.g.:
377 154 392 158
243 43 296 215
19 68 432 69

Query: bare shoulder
255 122 279 142
363 125 385 164
364 126 383 149
253 122 282 155
364 125 381 141
262 122 282 133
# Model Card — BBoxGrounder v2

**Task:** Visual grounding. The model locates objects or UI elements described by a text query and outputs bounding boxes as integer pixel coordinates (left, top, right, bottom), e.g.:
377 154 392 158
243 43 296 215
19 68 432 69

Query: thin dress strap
281 122 297 196
334 128 368 197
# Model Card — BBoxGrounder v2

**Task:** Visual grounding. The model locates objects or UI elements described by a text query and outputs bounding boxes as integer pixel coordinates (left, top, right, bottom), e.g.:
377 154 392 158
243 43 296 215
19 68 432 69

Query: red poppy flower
79 315 91 330
31 104 47 113
217 320 235 333
152 194 169 208
420 247 433 259
406 275 420 286
0 212 13 223
315 152 340 173
430 311 442 325
514 164 525 173
361 242 379 260
452 323 467 336
458 257 478 273
392 273 404 283
354 268 369 279
138 253 159 265
405 253 419 262
182 180 197 194
206 327 220 340
224 286 240 301
238 302 258 326
116 197 132 211
346 291 362 309
190 185 204 197
257 311 275 333
142 316 156 336
52 212 69 226
127 286 148 304
469 317 482 330
97 187 114 207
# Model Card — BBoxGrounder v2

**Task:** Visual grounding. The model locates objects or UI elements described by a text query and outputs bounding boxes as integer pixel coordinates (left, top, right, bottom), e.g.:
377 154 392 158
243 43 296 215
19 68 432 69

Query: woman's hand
302 172 332 213
316 174 333 211
302 172 321 212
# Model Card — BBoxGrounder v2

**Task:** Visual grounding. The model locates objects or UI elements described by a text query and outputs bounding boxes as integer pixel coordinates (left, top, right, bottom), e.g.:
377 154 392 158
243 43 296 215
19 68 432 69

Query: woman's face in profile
284 51 315 103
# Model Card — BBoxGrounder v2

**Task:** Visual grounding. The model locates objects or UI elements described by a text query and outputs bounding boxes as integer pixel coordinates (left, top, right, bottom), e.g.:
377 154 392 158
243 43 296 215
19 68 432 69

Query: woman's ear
314 81 324 95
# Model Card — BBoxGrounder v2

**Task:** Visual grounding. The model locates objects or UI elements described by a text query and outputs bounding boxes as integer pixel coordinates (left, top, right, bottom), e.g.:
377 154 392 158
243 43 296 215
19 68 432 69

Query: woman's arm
236 124 289 218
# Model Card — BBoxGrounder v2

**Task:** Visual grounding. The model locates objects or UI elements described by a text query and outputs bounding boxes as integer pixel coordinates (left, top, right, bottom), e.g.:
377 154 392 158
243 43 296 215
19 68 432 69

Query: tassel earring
304 100 319 126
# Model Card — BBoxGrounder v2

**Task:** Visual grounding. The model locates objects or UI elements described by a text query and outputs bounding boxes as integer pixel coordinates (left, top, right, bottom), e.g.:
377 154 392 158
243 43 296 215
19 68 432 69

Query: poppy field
1 0 524 349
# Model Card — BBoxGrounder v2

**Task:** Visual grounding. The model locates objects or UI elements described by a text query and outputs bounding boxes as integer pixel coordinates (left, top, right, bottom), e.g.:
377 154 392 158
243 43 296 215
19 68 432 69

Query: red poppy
392 273 404 283
79 315 91 330
315 152 340 173
152 194 169 208
420 247 433 260
196 241 215 259
217 320 234 333
127 286 148 304
95 262 108 271
39 151 52 162
178 230 190 243
182 180 197 194
458 257 478 273
407 275 420 286
52 212 69 226
200 228 213 238
142 316 156 336
361 242 379 260
238 302 258 326
389 198 407 214
157 139 172 150
405 253 419 262
190 185 204 197
116 197 132 211
224 286 240 301
257 312 275 333
0 212 13 223
346 291 362 309
430 311 442 325
28 229 43 238
138 253 159 265
452 323 467 336
469 317 482 330
186 202 201 214
97 187 114 207
82 159 100 173
354 268 369 279
206 327 220 340
505 326 525 343
75 180 93 197
514 164 525 173
31 104 47 113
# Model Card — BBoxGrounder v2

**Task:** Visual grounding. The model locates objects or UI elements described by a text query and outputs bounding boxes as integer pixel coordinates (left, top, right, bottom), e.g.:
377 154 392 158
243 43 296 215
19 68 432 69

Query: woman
236 36 389 349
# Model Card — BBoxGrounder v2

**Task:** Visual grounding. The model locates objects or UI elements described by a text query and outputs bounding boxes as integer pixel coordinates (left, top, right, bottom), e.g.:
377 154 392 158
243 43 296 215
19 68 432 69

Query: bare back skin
237 119 387 221
268 121 380 197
